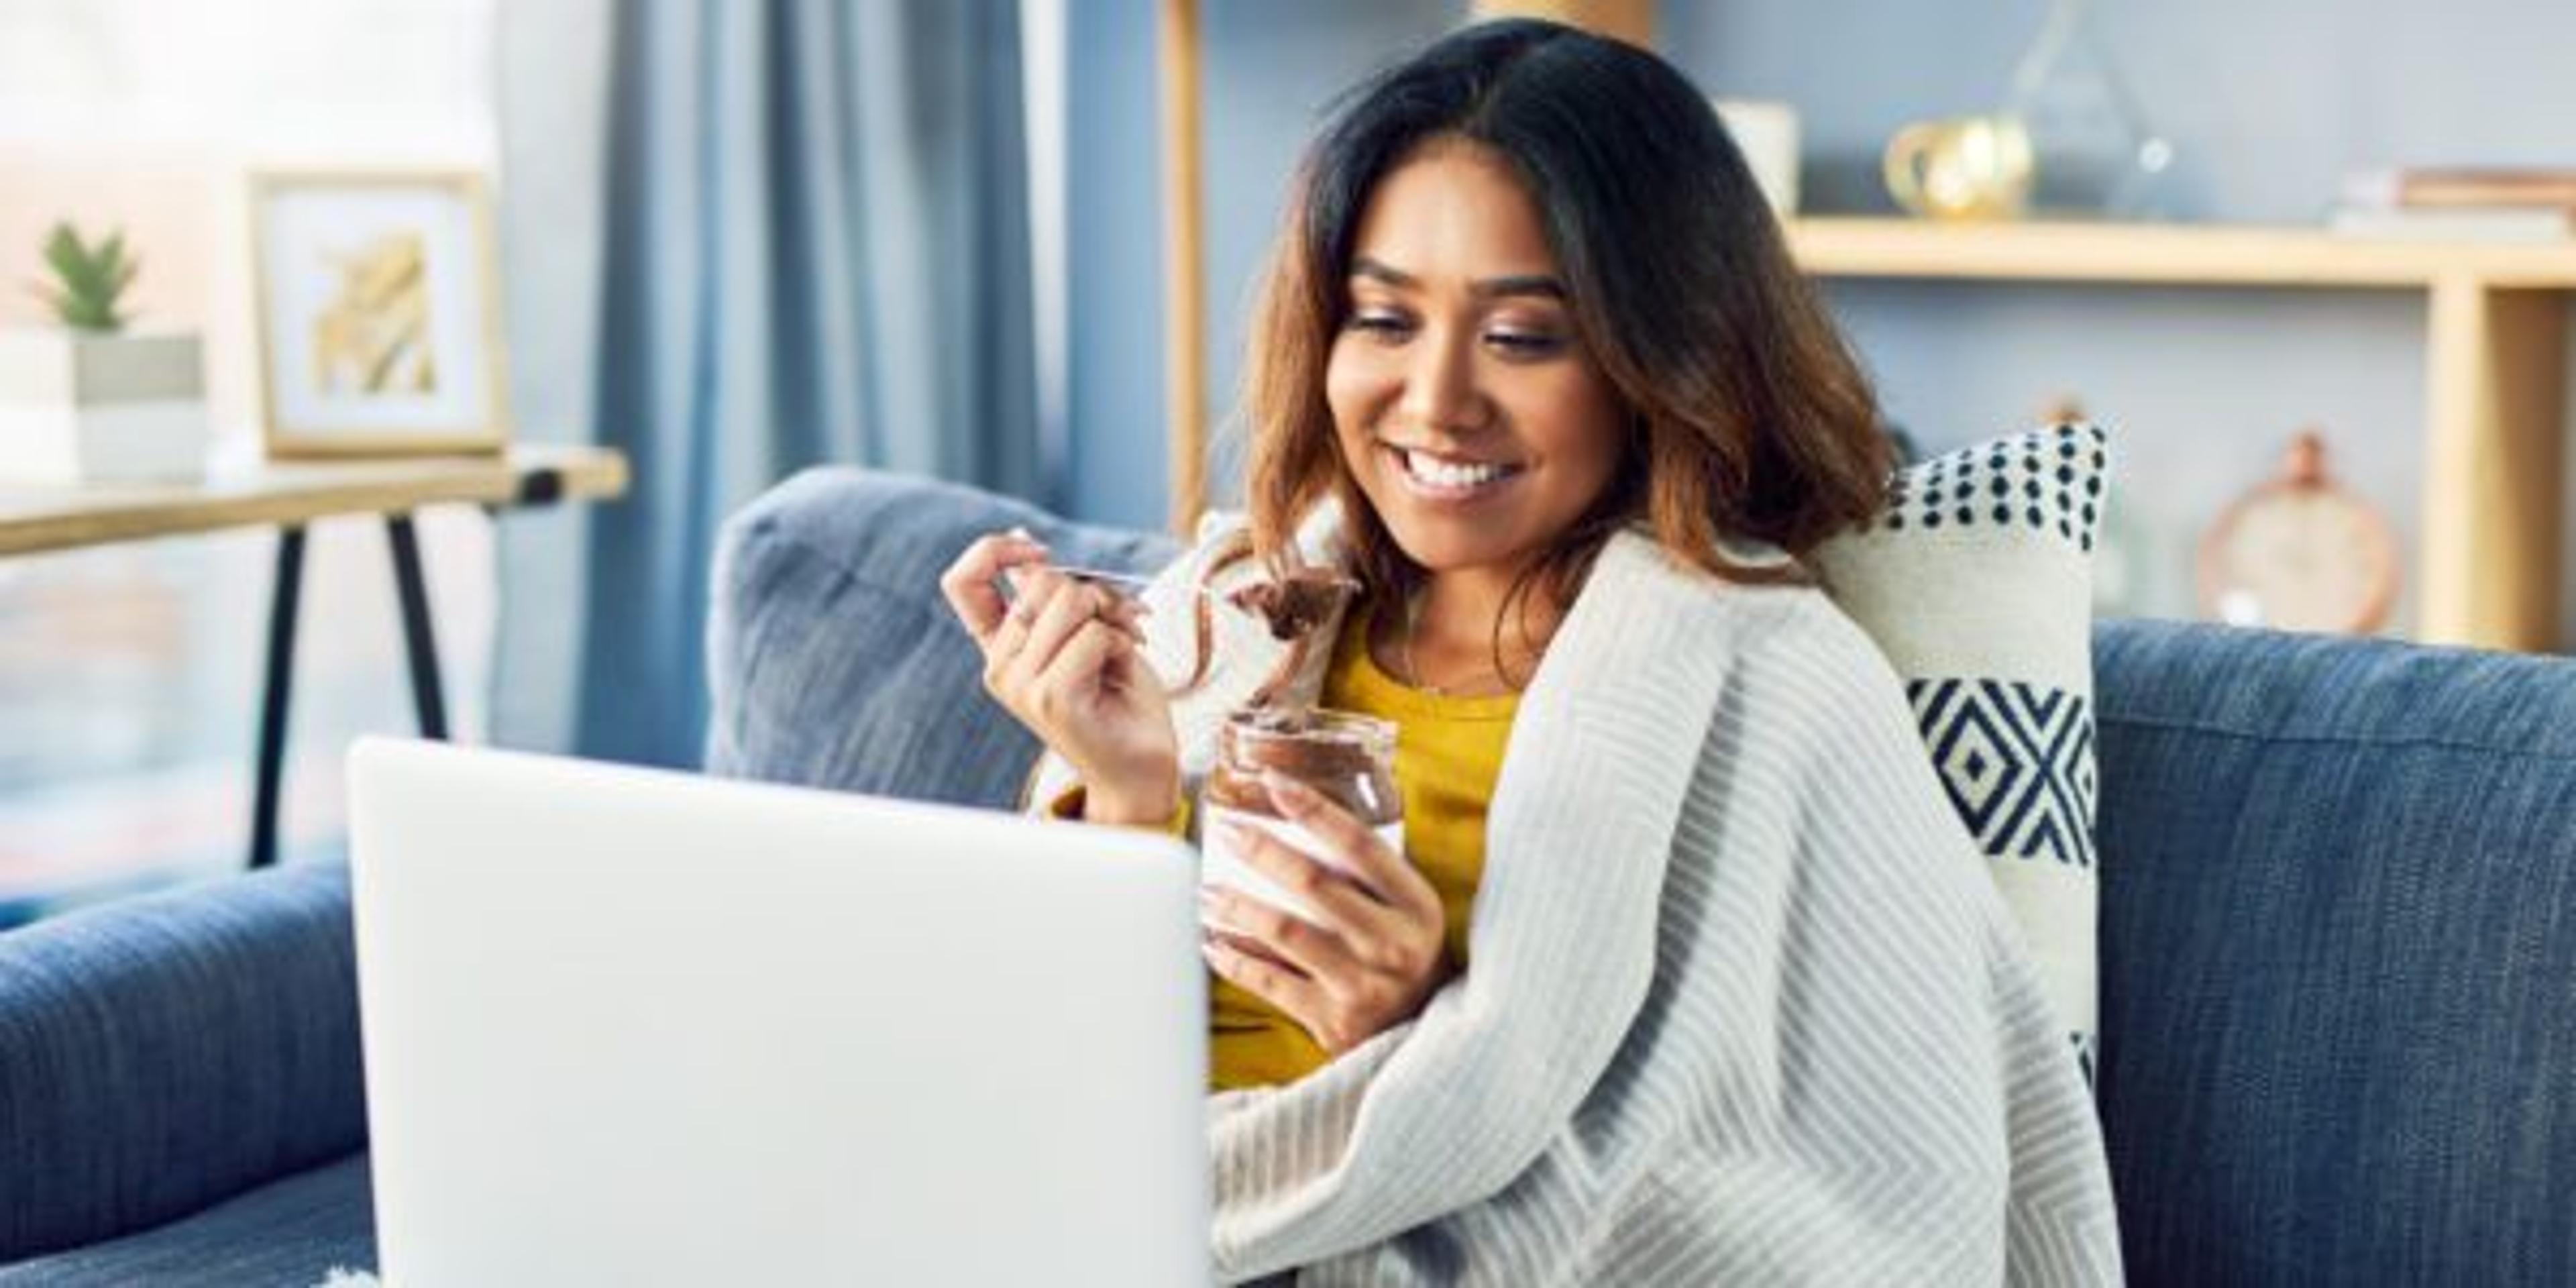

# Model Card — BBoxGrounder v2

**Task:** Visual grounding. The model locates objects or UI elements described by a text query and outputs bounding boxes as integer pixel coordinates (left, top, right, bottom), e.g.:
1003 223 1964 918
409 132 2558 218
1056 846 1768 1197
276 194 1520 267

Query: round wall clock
2196 430 2400 634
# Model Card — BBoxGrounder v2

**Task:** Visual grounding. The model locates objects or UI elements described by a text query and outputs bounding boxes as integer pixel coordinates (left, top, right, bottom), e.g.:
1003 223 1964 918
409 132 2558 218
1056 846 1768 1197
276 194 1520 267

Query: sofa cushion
2092 618 2576 1285
1812 422 2108 1072
0 861 367 1263
0 1155 372 1287
704 467 1181 800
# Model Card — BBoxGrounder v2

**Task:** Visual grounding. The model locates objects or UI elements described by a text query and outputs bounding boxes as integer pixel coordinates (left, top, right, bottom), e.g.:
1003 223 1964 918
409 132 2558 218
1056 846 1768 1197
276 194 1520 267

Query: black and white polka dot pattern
1876 421 2109 552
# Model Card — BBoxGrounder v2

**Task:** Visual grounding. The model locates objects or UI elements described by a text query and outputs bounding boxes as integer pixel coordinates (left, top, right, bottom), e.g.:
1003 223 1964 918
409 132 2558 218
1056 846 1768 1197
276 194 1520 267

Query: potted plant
0 223 209 485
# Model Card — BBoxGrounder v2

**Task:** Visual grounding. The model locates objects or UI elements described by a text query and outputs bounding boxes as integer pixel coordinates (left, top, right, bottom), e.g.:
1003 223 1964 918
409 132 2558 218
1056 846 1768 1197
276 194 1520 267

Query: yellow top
1206 608 1518 1091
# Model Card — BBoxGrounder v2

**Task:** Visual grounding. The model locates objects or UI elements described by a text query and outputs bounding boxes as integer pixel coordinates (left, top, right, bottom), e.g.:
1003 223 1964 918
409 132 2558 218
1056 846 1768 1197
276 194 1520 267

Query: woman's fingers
1202 785 1450 1057
1099 593 1150 645
1034 618 1124 714
981 574 1049 682
938 529 1051 645
1202 879 1363 981
1002 574 1105 686
983 566 1067 671
1262 772 1439 919
939 527 1156 667
1219 818 1395 945
1203 932 1328 1027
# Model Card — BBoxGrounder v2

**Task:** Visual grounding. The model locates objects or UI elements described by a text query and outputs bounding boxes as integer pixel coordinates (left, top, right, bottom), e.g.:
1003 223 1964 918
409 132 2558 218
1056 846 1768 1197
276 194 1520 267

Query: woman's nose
1395 327 1488 433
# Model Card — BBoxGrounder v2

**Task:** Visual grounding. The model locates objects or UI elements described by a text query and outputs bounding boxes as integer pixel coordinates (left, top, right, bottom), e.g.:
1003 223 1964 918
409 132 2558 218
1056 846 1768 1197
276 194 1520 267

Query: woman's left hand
1201 771 1452 1055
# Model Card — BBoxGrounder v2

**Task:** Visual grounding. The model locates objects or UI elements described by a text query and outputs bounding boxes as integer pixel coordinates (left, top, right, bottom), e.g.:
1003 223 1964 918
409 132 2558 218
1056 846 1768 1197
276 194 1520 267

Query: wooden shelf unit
1788 216 2576 288
1788 217 2576 653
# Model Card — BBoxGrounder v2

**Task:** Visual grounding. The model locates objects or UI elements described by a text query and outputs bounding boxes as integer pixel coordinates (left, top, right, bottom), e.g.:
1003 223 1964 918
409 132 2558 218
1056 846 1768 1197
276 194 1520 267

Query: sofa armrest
0 861 367 1263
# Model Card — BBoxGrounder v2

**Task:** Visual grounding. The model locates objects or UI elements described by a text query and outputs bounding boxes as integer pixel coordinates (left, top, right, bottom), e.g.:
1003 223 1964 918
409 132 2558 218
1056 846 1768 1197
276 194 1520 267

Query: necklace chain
1402 585 1513 698
1396 583 1556 698
1400 587 1447 696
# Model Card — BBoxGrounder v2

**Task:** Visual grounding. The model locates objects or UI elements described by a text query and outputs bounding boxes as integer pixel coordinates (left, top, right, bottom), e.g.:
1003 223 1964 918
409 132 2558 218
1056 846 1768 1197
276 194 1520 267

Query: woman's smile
1380 441 1529 505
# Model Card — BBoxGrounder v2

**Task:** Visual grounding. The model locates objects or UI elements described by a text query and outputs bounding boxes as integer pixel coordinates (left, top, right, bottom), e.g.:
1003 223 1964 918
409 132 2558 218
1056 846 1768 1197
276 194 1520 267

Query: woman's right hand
939 529 1181 826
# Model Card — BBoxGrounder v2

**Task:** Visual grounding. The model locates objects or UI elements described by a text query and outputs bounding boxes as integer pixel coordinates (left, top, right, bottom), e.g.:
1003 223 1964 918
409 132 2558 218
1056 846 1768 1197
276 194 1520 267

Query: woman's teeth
1400 447 1519 491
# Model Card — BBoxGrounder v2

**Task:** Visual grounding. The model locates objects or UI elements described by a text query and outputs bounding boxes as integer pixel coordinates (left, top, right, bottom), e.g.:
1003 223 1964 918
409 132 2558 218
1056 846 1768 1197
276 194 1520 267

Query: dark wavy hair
1218 17 1890 690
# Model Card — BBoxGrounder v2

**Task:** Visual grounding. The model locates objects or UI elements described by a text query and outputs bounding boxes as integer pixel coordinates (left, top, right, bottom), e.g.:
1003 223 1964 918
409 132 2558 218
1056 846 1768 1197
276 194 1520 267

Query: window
0 0 500 922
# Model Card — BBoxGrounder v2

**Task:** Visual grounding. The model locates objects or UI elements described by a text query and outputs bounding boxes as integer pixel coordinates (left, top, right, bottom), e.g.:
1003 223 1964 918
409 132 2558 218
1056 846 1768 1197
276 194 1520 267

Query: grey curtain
495 0 1040 769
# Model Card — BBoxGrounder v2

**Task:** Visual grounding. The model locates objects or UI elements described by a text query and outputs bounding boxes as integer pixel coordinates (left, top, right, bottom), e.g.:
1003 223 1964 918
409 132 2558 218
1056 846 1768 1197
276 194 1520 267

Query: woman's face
1326 138 1627 584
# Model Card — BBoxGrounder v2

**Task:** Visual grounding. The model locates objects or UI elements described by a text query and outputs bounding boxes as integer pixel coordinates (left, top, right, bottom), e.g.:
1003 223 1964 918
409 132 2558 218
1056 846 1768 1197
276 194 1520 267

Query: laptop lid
347 737 1209 1287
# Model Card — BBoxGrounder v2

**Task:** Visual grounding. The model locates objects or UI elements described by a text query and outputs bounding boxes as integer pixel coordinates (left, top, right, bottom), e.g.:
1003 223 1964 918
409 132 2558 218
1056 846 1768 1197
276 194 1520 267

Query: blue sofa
4 467 2570 1284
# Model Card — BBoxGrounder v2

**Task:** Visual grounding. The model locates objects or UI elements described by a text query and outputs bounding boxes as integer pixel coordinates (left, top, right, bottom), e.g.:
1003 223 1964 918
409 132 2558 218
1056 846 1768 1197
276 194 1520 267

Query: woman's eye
1349 312 1413 339
1487 329 1567 357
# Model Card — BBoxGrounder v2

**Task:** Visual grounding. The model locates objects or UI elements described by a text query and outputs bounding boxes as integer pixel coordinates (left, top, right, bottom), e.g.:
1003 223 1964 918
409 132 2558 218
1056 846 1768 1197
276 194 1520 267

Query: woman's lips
1383 443 1525 504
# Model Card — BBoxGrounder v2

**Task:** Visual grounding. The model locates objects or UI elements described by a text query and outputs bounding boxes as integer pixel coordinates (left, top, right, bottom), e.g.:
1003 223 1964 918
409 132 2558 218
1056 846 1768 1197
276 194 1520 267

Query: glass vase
2004 0 2174 218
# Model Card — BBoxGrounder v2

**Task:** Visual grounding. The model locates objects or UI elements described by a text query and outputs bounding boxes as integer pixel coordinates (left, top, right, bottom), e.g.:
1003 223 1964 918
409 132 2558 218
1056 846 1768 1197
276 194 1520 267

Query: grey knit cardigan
1028 507 2124 1286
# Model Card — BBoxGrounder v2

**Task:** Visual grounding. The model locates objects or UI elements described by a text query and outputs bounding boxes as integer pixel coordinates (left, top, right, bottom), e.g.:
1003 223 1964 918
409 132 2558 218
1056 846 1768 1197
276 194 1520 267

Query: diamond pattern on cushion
1911 678 2098 869
1815 421 2109 1073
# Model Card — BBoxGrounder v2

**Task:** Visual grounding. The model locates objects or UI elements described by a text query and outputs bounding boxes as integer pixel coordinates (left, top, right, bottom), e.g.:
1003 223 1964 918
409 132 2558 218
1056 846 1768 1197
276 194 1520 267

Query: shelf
1788 216 2576 289
1787 216 2575 653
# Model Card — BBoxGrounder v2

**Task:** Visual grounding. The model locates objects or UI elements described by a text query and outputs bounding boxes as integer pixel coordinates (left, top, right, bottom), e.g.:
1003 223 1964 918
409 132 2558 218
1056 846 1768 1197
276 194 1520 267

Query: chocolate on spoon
1226 569 1360 643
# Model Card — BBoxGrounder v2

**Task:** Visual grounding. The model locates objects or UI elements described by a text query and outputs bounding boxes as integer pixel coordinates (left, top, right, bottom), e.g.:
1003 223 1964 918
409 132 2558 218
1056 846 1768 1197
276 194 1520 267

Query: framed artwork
248 170 511 457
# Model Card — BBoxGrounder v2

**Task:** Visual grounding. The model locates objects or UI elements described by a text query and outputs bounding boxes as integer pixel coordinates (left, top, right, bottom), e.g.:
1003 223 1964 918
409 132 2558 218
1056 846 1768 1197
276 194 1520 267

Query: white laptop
345 737 1210 1287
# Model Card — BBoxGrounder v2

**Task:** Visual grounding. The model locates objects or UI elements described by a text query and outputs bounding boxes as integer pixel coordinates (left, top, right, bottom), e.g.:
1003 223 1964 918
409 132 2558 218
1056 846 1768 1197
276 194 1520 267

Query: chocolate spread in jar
1200 706 1404 924
1205 707 1400 822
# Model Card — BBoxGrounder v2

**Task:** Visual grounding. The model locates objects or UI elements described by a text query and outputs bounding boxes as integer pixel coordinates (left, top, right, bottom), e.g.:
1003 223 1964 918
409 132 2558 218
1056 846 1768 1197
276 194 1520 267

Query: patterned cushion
1811 421 2108 1077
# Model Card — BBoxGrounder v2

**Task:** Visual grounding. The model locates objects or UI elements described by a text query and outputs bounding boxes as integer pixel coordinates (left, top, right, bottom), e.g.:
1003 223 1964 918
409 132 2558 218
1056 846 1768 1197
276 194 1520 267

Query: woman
941 19 2121 1285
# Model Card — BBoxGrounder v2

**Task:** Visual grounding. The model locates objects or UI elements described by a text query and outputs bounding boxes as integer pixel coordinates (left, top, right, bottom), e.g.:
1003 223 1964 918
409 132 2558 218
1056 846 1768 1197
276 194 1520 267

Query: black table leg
386 513 449 740
250 526 307 870
247 516 450 870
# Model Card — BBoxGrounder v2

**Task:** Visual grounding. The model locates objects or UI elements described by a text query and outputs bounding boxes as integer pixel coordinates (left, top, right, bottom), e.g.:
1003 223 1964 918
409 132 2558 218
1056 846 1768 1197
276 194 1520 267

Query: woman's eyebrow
1472 274 1566 301
1350 256 1566 301
1351 256 1417 289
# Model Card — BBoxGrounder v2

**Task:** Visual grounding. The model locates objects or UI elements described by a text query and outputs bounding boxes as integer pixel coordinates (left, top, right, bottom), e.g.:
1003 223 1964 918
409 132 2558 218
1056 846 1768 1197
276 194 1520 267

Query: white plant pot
0 328 210 486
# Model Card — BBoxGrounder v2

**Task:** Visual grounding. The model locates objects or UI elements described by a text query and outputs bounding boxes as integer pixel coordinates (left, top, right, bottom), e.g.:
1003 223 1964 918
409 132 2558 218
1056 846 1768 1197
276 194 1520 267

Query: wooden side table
0 444 631 869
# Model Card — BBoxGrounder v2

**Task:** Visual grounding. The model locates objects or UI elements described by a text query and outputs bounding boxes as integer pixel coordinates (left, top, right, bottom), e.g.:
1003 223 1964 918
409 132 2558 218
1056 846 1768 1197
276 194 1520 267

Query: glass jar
1200 706 1403 924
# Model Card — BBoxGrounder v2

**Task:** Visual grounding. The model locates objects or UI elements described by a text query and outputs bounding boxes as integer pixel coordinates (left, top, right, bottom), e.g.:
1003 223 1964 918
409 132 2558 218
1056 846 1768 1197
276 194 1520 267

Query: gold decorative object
1883 115 2036 221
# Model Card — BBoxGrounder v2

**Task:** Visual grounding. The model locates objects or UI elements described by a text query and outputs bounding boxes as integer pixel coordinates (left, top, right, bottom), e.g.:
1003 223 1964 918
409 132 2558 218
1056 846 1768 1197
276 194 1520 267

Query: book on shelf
2341 166 2576 211
2327 204 2576 243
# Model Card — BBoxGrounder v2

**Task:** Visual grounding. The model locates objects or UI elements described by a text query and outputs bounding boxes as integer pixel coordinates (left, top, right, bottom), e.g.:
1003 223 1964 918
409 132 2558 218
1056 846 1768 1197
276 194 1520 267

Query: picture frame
248 170 511 458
